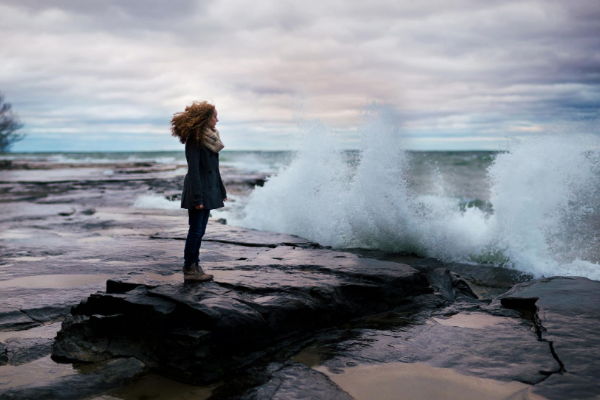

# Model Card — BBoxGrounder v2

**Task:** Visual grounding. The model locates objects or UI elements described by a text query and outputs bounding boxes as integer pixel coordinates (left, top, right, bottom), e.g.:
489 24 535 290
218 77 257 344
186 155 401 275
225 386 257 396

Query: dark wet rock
21 306 72 323
80 208 96 216
413 260 533 300
425 268 478 303
58 209 76 217
236 362 353 400
0 311 39 332
0 357 147 400
328 315 558 383
315 298 559 385
307 276 600 399
295 279 557 385
1 287 103 326
5 337 53 366
151 223 316 248
0 343 7 366
52 252 428 385
354 249 533 299
221 172 270 187
495 277 600 400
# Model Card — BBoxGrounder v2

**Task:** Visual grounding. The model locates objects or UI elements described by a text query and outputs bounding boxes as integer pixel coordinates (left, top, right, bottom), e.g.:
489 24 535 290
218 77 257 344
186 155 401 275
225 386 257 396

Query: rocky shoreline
1 161 599 400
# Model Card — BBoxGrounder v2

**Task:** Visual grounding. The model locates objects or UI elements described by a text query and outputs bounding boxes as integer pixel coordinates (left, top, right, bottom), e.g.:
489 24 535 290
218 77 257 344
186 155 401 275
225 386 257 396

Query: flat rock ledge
493 276 600 399
51 248 429 385
0 357 147 400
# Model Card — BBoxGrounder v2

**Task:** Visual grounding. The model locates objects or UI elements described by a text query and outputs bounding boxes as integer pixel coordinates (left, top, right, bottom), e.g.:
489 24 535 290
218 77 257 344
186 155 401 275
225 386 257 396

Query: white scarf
203 127 225 153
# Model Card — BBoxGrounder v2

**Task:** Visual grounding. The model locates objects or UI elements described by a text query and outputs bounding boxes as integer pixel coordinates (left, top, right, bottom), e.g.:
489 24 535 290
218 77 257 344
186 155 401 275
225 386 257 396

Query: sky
1 0 599 152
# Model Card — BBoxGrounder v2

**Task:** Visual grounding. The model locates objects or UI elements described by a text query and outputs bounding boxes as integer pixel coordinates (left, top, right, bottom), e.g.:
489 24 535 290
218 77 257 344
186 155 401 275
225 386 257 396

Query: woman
171 101 228 282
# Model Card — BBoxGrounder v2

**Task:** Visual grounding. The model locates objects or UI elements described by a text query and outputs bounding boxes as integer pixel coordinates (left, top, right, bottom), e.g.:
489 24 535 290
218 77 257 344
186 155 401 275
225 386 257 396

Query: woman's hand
223 198 228 202
194 204 204 210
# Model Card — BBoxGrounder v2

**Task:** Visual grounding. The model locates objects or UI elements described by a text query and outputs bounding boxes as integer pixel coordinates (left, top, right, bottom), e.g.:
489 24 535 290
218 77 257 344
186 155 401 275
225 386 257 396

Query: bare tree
0 93 25 153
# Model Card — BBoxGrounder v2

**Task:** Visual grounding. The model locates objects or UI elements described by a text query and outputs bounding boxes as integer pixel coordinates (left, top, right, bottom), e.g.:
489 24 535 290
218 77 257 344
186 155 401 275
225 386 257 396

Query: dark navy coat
180 141 227 210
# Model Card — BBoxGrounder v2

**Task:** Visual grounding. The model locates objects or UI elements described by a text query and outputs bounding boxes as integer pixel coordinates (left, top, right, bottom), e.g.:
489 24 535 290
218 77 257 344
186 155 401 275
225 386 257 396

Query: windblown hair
171 101 215 145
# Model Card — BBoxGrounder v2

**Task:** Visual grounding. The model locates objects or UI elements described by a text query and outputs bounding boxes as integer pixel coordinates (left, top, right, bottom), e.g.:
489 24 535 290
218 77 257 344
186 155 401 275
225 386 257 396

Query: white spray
241 106 600 279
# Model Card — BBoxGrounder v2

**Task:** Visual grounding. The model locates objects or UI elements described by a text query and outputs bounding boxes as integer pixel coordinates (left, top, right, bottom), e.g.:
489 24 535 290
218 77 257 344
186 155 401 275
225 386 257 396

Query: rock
1 287 100 327
236 362 353 400
425 268 478 303
151 223 317 248
0 160 13 170
317 304 559 385
310 276 600 400
58 209 76 217
5 337 54 366
220 172 270 187
21 306 72 323
0 343 7 366
52 251 428 385
412 259 533 300
0 357 147 400
0 311 39 332
496 277 600 400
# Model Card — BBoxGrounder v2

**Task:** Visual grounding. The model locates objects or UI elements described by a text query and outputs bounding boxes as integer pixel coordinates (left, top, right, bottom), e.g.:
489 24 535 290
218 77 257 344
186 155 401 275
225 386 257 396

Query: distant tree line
0 92 24 153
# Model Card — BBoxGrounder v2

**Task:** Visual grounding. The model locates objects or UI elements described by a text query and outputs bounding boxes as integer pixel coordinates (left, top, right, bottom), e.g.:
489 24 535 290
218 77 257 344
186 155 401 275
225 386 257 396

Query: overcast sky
1 0 599 151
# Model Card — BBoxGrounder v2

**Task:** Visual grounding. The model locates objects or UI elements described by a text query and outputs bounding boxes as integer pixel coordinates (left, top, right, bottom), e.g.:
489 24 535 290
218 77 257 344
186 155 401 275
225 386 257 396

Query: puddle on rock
106 261 137 266
0 322 62 342
126 272 183 284
5 256 46 262
0 231 35 240
315 362 547 400
90 373 218 400
0 274 114 289
77 237 115 243
99 228 140 237
54 231 79 238
432 313 515 329
0 355 76 390
291 346 324 367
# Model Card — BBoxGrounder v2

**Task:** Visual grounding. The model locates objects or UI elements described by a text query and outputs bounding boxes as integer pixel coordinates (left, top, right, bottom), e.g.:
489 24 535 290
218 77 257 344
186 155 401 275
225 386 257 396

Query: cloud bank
1 0 599 151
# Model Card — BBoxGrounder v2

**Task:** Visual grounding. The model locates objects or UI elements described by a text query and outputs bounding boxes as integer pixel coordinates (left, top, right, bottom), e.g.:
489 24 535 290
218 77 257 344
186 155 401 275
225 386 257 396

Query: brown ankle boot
183 263 213 282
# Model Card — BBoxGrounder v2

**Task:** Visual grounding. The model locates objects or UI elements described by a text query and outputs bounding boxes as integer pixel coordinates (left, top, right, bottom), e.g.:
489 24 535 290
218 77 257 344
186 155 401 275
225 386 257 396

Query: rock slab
238 362 354 400
497 277 600 400
0 357 147 400
52 251 428 385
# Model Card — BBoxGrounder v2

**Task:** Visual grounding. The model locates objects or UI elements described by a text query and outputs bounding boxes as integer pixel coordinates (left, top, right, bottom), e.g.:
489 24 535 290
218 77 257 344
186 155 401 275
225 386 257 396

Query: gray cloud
0 0 598 151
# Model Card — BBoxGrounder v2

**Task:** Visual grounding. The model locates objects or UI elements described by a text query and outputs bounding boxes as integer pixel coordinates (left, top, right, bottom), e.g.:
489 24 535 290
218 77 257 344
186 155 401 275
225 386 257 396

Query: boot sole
183 274 214 282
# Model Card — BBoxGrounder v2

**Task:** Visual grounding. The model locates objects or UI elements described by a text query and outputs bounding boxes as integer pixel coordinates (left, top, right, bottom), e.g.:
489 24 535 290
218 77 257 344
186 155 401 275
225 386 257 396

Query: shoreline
0 159 598 399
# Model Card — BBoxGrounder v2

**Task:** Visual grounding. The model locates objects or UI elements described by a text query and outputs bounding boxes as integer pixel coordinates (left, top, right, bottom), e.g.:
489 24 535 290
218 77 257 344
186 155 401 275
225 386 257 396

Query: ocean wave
241 106 600 280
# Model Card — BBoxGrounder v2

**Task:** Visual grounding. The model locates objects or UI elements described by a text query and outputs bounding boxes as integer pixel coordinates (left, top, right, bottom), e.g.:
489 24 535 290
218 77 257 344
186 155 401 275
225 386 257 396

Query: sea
3 130 600 281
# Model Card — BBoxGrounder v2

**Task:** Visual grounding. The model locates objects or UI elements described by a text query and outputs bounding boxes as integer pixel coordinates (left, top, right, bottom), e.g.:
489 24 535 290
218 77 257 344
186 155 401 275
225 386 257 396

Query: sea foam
133 194 181 210
241 106 600 279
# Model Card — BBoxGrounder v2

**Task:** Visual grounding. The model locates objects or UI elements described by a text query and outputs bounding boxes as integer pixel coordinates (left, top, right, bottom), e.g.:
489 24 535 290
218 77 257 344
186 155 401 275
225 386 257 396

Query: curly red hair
171 101 215 145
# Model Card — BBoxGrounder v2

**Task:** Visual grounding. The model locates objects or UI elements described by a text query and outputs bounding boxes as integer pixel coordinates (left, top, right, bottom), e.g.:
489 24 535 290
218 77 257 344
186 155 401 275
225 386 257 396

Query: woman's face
208 109 219 129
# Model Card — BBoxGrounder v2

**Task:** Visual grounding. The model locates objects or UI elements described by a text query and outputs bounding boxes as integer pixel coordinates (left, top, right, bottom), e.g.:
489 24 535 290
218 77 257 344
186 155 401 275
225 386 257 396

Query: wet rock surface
495 277 600 400
316 308 559 385
0 312 39 332
238 362 354 400
0 344 7 366
51 249 427 384
4 337 54 366
1 160 599 399
0 357 147 400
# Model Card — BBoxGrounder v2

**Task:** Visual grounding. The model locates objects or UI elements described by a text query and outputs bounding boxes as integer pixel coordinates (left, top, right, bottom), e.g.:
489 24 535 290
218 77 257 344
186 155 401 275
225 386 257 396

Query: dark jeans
183 207 210 268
